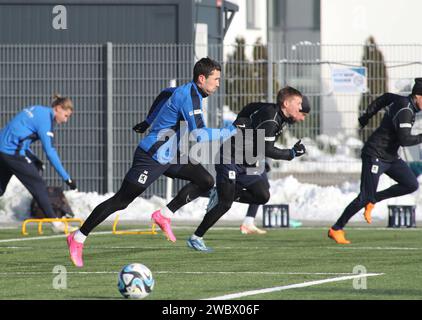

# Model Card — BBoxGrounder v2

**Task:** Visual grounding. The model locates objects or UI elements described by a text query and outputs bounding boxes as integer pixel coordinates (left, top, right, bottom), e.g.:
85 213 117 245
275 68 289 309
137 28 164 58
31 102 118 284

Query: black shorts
124 147 187 189
215 162 267 187
359 154 417 203
0 151 57 218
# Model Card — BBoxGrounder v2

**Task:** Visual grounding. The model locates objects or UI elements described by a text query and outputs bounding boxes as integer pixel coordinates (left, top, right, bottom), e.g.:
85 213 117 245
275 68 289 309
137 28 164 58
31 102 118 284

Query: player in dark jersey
220 99 309 234
187 87 311 251
329 78 422 244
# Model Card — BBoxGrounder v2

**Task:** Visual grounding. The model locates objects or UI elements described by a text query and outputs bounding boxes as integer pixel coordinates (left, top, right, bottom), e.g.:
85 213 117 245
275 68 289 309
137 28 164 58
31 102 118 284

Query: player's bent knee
408 180 419 193
200 173 215 191
253 189 270 205
358 194 370 206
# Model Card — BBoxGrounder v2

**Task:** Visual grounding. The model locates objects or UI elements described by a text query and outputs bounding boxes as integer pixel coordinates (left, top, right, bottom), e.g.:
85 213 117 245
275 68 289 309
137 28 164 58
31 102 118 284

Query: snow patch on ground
2 174 422 224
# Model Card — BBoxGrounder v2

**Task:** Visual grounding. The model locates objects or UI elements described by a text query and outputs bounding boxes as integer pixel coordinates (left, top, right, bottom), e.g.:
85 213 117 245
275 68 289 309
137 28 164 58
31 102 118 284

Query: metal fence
1 43 422 196
0 44 107 192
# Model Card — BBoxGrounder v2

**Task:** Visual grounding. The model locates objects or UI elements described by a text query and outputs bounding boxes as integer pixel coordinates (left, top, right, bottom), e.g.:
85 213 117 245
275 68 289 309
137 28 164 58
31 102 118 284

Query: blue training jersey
144 87 177 126
139 81 236 164
0 106 71 181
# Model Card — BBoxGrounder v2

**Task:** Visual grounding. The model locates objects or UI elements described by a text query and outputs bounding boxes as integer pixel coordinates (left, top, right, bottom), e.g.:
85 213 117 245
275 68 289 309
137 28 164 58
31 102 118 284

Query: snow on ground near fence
2 174 422 223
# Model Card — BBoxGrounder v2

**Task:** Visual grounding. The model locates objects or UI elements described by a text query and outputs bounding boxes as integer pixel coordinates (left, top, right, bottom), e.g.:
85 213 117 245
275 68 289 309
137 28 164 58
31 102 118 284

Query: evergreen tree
224 37 251 112
358 36 388 142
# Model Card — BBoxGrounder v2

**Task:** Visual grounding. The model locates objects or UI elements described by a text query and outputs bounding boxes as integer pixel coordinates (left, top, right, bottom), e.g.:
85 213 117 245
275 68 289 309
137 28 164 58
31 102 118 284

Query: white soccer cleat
240 224 267 235
186 236 213 252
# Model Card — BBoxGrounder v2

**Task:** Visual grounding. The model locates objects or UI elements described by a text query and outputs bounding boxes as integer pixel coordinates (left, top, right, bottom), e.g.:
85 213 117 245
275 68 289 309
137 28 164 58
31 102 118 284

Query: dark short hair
193 57 221 82
276 86 303 107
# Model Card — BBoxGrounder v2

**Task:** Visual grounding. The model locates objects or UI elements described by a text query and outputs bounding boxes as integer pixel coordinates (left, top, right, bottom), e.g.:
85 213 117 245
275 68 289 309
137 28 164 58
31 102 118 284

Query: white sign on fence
331 67 367 93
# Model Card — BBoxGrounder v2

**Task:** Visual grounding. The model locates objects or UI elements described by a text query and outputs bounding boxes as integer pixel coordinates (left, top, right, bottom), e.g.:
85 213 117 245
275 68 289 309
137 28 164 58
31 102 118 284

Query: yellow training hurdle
22 218 84 236
112 214 158 235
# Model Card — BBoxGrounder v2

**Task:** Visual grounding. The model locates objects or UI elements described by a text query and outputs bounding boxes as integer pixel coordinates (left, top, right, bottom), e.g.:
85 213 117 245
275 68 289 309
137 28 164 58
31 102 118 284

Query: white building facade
222 0 422 136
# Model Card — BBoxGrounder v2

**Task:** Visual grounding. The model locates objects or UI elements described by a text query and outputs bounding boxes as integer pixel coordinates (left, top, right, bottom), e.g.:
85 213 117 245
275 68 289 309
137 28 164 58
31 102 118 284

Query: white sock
160 206 173 218
243 216 255 226
191 234 201 240
73 230 87 244
52 221 63 228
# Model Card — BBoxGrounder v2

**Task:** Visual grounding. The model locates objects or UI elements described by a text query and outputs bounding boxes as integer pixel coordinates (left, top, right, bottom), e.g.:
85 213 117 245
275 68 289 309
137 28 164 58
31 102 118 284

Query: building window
246 0 260 29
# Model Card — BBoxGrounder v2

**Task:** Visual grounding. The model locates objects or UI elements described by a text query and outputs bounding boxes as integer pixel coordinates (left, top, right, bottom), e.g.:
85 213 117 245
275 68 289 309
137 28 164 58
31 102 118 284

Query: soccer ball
117 263 155 299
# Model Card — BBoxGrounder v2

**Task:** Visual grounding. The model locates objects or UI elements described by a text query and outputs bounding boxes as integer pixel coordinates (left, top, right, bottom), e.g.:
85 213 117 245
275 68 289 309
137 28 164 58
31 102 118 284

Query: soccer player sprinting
329 78 422 244
187 87 310 251
0 95 77 233
67 57 240 267
220 108 270 234
132 85 217 238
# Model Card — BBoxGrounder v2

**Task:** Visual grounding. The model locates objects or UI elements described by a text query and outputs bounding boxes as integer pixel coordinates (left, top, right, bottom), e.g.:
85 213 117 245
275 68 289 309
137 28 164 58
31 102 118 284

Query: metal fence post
106 42 114 193
267 42 273 102
166 79 177 202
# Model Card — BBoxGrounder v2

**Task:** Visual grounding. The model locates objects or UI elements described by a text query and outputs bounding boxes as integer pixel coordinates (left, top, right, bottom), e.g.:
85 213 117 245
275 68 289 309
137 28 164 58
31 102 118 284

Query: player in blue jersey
132 87 177 135
0 95 77 233
67 57 241 267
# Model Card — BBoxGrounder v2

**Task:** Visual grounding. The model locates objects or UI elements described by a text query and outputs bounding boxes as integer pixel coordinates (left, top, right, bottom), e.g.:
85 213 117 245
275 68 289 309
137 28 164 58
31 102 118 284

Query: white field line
0 226 196 244
0 230 150 243
195 246 422 250
3 225 422 231
2 244 421 251
0 271 370 276
327 246 421 250
1 240 421 252
0 225 421 239
204 273 384 300
1 228 421 252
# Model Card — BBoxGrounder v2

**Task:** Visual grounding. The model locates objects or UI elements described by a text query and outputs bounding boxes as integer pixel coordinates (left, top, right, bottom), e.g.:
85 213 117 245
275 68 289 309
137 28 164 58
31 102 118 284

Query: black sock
167 182 204 213
194 183 235 237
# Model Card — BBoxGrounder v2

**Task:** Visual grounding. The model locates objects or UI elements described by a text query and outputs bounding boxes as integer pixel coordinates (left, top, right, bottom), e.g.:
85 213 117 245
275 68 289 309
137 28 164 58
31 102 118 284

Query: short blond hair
52 93 73 111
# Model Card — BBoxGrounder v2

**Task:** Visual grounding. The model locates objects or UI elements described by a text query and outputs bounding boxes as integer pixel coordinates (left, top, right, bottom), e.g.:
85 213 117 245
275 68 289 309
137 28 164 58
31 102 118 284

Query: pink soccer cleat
67 232 84 267
151 210 176 242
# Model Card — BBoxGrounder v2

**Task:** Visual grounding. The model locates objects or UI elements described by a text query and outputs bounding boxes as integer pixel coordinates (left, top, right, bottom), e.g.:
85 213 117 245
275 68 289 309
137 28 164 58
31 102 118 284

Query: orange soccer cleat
328 228 351 244
364 202 374 224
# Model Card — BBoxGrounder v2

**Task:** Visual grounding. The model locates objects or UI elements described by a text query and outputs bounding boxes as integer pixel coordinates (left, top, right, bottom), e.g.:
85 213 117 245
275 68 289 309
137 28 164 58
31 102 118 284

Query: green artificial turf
1 225 421 300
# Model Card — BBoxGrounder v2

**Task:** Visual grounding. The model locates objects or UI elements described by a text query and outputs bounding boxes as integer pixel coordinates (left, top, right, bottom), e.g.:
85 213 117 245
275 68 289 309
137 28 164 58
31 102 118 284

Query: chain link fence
1 42 422 196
